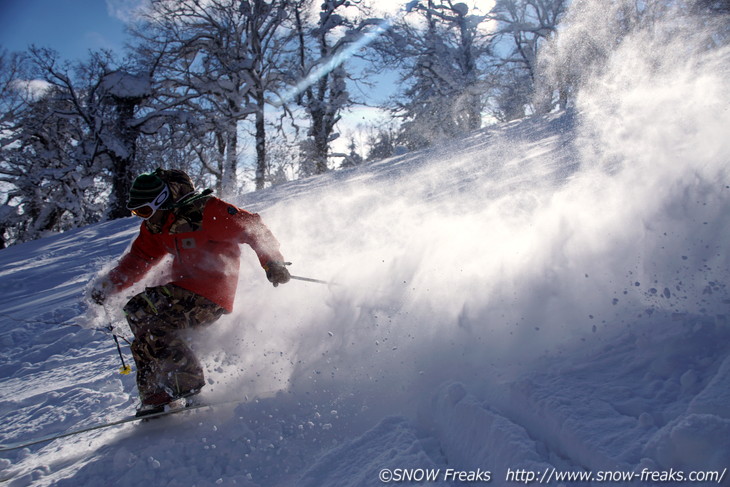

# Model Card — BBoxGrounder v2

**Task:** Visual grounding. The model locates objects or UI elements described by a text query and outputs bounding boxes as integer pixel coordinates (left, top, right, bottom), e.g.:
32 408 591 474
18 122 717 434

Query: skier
90 168 290 415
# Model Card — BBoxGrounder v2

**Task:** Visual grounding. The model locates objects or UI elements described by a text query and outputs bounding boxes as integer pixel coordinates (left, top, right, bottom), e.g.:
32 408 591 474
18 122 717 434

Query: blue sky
0 0 492 62
0 0 128 60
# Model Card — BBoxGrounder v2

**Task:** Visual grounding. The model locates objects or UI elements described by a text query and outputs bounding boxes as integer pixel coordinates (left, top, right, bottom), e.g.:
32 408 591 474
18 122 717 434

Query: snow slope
2 13 730 487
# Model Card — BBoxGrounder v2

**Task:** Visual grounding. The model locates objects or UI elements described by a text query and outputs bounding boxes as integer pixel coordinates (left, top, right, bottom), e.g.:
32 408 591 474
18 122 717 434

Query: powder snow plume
196 3 730 425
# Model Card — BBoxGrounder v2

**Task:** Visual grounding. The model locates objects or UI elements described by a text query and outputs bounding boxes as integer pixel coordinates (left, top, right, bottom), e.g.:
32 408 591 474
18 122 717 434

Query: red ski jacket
108 197 285 312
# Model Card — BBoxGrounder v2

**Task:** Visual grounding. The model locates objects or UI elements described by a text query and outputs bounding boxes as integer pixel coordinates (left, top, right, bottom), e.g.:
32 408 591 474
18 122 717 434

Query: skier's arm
108 225 167 292
222 203 289 285
90 226 166 305
236 210 285 267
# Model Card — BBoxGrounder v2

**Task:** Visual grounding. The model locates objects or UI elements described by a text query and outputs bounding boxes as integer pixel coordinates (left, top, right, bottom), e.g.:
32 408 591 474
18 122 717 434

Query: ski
0 400 232 452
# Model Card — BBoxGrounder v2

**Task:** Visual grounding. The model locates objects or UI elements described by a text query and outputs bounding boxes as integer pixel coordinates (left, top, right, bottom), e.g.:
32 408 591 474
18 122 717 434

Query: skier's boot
135 385 203 418
135 390 175 417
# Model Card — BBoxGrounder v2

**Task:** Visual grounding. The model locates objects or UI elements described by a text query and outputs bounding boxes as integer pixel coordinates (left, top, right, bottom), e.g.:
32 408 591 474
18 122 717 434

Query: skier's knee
123 291 160 330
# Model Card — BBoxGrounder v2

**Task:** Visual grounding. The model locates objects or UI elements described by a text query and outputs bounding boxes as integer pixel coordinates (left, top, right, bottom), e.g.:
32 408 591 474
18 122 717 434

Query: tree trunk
255 91 267 190
109 99 138 219
313 118 329 174
109 152 133 219
223 120 238 196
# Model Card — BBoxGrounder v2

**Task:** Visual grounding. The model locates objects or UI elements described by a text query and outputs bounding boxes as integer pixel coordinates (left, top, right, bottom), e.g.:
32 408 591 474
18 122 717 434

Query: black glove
265 261 291 287
90 277 113 305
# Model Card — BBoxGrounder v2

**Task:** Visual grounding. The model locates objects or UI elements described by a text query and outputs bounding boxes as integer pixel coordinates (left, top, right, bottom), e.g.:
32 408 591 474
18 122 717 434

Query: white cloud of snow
196 0 730 434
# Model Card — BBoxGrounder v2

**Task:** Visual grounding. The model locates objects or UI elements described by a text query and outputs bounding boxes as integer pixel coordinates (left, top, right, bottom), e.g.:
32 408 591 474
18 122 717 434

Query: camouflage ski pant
123 285 226 406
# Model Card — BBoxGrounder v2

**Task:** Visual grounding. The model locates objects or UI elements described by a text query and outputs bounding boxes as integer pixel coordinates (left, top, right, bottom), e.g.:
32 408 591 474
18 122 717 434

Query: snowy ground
2 15 730 487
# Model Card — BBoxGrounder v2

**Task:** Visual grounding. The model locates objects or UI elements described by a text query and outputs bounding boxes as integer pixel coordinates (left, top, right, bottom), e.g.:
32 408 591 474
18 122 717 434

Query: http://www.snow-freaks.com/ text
377 466 727 484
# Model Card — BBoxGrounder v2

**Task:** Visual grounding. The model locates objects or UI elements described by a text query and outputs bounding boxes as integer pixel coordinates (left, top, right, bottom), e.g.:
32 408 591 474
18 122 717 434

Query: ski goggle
128 184 170 220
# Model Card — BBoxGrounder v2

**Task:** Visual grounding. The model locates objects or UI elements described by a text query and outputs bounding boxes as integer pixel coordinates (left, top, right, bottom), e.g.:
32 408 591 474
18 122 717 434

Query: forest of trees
0 0 727 247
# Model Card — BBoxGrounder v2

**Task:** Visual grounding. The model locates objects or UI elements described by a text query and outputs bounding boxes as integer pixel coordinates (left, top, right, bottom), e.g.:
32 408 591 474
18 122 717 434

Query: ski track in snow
2 31 730 487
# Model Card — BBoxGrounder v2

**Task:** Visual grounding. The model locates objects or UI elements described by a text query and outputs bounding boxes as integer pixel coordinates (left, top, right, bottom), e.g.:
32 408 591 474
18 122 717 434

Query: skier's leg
124 285 225 405
125 288 172 405
158 286 227 398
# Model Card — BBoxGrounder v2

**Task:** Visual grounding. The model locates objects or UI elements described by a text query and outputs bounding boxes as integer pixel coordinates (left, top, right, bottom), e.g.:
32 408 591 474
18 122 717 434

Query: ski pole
279 262 339 286
102 305 132 375
112 333 132 375
289 275 337 286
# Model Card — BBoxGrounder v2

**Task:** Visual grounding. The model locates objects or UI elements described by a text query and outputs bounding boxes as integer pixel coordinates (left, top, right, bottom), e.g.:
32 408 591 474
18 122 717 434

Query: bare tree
376 0 492 148
132 0 291 192
287 0 380 176
489 0 569 116
0 49 114 243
